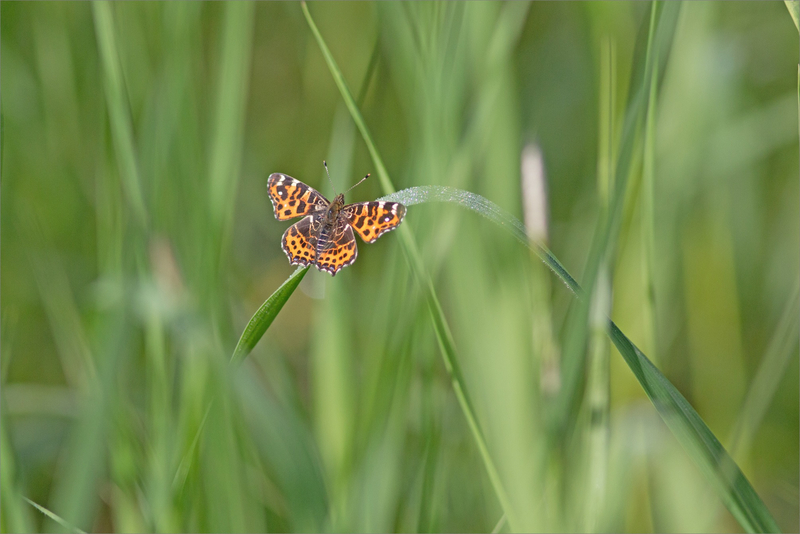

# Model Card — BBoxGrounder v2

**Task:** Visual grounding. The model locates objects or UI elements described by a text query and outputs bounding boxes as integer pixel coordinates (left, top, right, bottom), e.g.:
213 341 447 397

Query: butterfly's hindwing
344 201 406 243
315 219 358 276
268 173 329 221
281 215 318 266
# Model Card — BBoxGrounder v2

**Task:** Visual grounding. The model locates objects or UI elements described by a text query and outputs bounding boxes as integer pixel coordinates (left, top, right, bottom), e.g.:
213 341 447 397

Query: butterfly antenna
345 173 370 194
323 160 337 194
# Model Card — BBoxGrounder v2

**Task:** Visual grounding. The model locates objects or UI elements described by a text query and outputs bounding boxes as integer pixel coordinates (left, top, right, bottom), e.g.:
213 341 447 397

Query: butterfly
267 170 406 276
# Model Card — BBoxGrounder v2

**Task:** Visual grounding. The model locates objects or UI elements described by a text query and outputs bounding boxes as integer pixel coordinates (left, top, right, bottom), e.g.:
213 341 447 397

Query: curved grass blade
301 3 519 529
608 325 781 534
22 497 86 534
230 266 309 366
302 2 780 531
785 0 799 32
554 1 680 434
381 186 580 296
380 184 780 533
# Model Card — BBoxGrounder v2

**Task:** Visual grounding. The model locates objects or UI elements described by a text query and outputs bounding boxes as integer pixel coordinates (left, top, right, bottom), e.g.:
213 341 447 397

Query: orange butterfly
267 170 406 275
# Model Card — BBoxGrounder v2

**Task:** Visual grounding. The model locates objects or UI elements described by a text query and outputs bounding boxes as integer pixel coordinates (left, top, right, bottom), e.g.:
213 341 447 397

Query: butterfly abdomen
315 224 331 261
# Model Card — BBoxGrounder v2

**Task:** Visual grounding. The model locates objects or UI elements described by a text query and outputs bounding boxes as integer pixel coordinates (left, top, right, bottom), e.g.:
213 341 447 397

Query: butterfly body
313 193 345 262
267 173 406 276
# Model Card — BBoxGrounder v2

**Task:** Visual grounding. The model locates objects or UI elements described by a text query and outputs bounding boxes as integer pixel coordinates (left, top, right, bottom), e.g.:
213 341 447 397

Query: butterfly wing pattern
281 215 318 266
314 220 358 275
269 173 406 276
267 173 329 220
343 201 407 243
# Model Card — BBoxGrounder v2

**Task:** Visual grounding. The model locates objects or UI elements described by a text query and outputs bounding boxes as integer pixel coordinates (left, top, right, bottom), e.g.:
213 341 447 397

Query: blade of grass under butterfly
380 184 781 533
230 266 309 366
300 2 519 530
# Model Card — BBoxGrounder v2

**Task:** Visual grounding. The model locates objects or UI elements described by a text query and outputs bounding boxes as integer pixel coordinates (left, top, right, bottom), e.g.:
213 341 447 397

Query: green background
2 2 798 532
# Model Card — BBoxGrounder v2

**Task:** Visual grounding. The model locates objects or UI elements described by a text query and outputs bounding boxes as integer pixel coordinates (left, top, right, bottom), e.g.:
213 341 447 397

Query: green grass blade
173 265 309 507
582 38 616 530
208 1 255 236
785 0 799 32
301 2 519 529
1 419 32 533
235 366 329 531
380 186 580 296
230 266 309 366
381 184 780 533
303 2 779 531
641 37 659 365
491 514 506 534
92 1 148 229
729 282 800 459
607 323 780 533
47 313 131 532
555 1 680 430
22 497 87 534
301 2 395 196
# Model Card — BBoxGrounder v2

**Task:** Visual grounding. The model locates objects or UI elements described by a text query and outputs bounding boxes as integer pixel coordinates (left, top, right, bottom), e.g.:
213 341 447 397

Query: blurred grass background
1 1 798 532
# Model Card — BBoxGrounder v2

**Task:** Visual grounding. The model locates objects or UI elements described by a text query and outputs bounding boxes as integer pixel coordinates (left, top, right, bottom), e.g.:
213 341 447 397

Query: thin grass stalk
207 1 254 239
553 1 665 430
311 102 359 504
46 314 131 532
583 37 616 532
23 497 86 534
300 2 519 529
641 35 660 364
41 7 147 530
583 270 611 533
92 1 148 230
1 420 32 533
172 264 309 501
606 322 780 533
522 145 561 401
303 2 780 531
379 183 782 533
729 282 800 459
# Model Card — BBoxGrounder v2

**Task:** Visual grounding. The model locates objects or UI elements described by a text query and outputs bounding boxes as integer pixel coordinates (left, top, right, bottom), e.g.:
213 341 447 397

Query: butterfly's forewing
315 220 358 276
281 215 318 266
343 201 406 243
268 173 329 221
